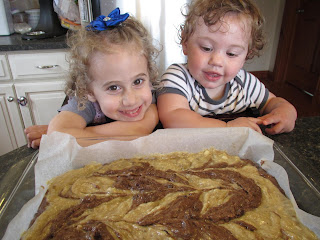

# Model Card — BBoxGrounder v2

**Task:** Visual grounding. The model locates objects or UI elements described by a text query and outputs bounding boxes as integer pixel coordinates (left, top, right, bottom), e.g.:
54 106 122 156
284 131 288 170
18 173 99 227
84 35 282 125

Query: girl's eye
201 46 212 52
133 78 144 86
107 85 120 91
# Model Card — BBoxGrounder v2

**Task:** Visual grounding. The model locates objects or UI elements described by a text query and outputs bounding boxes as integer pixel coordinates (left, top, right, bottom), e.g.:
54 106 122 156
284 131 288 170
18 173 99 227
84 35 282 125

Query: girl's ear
87 92 97 102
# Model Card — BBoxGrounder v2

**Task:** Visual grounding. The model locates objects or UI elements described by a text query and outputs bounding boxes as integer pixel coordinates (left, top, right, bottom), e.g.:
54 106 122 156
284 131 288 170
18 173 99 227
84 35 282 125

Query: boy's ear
87 92 97 102
182 40 188 56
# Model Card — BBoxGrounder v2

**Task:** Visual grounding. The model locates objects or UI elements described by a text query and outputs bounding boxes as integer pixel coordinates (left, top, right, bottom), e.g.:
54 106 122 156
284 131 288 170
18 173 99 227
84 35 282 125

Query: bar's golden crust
21 148 318 240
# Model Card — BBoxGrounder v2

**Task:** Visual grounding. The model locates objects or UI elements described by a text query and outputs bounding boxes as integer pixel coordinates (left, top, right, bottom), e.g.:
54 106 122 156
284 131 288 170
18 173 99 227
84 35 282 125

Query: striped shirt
157 64 269 117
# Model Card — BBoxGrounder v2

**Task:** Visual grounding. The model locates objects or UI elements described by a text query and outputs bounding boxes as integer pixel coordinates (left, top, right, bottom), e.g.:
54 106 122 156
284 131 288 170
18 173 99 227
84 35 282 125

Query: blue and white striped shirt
157 63 269 117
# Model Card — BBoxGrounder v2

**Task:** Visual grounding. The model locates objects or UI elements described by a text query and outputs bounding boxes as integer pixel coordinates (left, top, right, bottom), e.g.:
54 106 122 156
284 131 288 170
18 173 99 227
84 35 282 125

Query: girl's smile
87 44 152 122
119 105 143 118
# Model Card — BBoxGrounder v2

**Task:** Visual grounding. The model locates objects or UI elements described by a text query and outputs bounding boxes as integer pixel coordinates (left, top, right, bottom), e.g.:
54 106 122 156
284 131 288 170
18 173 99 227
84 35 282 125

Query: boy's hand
259 97 297 135
258 108 296 135
24 125 48 149
226 117 263 134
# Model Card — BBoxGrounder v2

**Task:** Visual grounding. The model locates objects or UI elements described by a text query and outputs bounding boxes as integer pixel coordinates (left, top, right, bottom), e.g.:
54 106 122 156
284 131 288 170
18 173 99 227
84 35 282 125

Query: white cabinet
0 50 68 156
0 84 25 155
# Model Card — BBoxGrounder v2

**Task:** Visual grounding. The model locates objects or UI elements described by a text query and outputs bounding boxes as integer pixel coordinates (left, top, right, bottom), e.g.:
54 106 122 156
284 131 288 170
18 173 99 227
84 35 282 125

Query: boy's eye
227 52 237 57
108 85 120 91
133 78 144 86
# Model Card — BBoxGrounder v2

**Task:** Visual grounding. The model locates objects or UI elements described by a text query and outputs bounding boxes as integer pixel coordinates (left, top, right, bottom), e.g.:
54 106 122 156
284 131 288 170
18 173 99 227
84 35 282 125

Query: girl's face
87 46 152 122
182 14 251 99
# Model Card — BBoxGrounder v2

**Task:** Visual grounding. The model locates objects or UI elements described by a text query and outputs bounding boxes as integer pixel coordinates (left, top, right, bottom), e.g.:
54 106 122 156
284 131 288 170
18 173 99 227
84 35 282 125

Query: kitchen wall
244 0 286 72
100 0 285 73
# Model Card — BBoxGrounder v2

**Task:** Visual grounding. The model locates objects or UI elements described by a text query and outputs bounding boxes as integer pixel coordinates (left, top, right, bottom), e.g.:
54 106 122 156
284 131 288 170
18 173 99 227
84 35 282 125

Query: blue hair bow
86 8 129 31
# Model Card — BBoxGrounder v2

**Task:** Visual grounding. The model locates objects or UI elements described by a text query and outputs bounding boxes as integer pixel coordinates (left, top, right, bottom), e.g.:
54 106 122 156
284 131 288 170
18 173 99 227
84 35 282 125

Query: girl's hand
24 125 48 149
226 117 263 134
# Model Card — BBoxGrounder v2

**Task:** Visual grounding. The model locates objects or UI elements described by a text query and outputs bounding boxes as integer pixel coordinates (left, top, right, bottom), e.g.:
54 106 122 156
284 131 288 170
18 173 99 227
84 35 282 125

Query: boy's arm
259 93 297 134
48 104 158 138
157 93 262 133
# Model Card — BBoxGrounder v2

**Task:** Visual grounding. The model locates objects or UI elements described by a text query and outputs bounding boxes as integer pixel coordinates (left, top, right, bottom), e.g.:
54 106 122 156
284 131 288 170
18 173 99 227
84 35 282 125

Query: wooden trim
249 71 273 81
273 0 300 84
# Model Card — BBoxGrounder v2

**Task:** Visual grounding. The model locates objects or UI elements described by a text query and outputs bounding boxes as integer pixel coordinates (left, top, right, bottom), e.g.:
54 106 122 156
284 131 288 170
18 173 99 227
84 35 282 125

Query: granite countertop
0 33 68 52
0 117 319 238
266 116 320 191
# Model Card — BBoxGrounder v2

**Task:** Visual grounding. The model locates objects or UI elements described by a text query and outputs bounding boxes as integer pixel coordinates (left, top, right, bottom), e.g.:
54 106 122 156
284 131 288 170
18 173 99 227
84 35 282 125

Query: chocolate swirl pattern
22 149 317 240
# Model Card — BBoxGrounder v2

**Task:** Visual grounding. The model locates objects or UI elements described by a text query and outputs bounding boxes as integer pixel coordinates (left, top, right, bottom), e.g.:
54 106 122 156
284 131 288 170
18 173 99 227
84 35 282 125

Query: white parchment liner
3 128 320 239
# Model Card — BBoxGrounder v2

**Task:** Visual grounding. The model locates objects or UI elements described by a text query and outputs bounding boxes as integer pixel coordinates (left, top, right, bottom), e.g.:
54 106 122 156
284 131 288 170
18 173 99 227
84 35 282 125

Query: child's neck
206 85 226 101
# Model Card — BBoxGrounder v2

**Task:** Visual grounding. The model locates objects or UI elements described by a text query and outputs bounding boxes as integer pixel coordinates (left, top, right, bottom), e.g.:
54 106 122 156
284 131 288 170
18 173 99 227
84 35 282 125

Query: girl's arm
259 93 297 134
24 125 48 149
157 94 262 133
86 104 158 136
47 104 159 138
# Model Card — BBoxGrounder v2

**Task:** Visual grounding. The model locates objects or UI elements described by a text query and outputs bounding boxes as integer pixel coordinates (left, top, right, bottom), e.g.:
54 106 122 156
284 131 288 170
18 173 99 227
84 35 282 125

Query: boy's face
87 45 152 122
182 14 251 99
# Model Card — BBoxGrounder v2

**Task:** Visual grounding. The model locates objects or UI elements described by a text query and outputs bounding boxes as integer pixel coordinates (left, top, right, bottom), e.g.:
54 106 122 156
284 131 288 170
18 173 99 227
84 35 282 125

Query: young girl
157 0 297 135
26 8 160 147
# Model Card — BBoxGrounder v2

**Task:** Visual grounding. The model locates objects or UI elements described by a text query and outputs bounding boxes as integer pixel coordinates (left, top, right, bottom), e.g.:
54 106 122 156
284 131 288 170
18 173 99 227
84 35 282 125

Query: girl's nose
122 89 137 106
208 51 223 67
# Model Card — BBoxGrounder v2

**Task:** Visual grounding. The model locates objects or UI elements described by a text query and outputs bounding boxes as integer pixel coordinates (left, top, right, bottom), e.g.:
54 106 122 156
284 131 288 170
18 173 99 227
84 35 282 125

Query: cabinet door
15 81 66 128
0 55 12 81
0 84 26 156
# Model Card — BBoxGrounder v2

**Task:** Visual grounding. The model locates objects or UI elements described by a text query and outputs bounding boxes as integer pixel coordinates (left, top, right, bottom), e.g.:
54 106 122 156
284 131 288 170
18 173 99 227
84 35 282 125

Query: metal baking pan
0 144 319 239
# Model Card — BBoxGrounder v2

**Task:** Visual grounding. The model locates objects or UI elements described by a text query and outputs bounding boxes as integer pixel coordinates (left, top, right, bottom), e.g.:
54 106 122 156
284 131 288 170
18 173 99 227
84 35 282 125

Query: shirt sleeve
156 64 190 100
59 97 96 124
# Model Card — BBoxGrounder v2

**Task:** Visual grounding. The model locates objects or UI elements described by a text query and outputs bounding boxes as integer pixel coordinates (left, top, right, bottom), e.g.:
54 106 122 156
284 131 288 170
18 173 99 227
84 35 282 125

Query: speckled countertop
0 33 68 52
267 116 320 191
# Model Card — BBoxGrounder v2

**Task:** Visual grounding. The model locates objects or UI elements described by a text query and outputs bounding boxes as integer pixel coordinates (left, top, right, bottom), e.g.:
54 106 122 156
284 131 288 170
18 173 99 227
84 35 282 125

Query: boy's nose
122 90 137 106
208 52 223 67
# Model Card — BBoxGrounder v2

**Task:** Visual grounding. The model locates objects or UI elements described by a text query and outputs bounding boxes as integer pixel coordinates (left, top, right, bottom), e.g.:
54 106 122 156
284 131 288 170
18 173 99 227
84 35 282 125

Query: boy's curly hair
180 0 266 60
65 16 160 109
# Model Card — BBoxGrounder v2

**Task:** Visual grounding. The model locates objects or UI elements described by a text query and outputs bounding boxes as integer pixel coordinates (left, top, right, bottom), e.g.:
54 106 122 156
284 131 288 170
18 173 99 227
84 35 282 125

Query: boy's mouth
204 71 222 82
120 105 142 118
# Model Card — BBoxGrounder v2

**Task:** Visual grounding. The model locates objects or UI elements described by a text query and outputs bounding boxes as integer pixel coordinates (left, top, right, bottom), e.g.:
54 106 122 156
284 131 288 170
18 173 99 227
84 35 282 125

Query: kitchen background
1 0 285 75
0 0 319 156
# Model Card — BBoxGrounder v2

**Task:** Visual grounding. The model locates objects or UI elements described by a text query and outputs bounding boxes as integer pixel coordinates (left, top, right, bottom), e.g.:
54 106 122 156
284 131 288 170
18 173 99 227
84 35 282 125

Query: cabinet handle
7 96 14 102
36 65 59 69
296 9 305 14
18 96 28 106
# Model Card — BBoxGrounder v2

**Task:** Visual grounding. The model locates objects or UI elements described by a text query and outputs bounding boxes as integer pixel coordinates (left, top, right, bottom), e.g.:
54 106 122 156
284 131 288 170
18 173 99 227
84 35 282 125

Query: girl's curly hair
65 16 160 109
180 0 266 60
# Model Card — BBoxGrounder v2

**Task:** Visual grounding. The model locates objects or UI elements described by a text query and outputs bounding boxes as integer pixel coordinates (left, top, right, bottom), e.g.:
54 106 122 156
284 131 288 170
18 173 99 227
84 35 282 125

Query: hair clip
86 8 129 31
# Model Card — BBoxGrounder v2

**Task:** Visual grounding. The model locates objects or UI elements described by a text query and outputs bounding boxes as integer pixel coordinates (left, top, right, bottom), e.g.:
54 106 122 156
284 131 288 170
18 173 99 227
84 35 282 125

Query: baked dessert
21 148 317 239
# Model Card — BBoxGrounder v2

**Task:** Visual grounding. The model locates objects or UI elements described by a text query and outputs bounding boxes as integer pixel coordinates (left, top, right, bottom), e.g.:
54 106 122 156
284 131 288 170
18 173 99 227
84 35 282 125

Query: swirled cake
21 148 317 239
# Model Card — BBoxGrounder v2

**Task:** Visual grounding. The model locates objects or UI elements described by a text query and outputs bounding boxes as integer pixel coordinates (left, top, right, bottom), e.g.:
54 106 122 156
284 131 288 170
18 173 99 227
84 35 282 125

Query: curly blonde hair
65 16 160 109
180 0 265 60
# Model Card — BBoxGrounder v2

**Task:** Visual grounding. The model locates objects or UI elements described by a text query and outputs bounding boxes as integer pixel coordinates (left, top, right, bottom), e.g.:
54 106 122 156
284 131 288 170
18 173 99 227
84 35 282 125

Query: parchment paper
3 128 320 239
